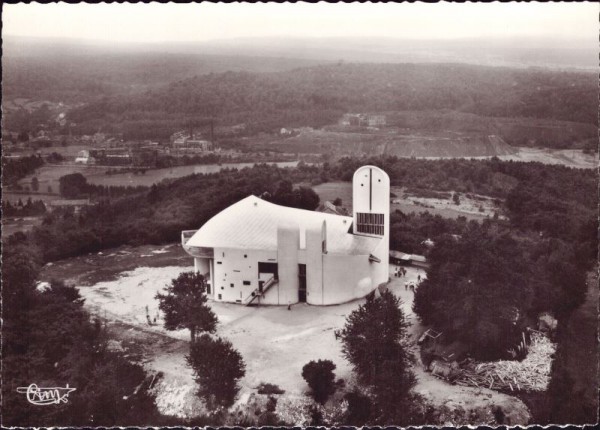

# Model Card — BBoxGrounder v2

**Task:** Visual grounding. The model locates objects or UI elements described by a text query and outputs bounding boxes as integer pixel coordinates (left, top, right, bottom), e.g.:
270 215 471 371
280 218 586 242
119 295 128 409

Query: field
1 216 43 238
262 127 597 168
313 182 499 222
39 243 530 424
491 147 598 169
9 161 300 204
264 128 518 159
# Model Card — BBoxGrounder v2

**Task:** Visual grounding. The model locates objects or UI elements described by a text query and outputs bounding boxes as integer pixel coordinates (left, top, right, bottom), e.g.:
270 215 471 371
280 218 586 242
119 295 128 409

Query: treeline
66 63 597 139
2 48 318 104
2 154 44 185
2 198 47 217
11 163 322 262
59 173 149 199
2 246 171 426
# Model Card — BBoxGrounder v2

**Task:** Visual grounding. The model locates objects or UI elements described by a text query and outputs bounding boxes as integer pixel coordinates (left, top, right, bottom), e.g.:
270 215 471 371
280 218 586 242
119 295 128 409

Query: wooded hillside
65 63 597 138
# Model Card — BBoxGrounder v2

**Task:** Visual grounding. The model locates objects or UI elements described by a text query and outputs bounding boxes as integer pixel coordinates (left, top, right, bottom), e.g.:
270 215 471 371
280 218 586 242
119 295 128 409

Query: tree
156 271 218 343
452 192 460 205
301 359 337 404
59 173 89 198
186 334 245 408
413 226 534 359
344 390 373 425
31 176 39 192
2 247 162 427
339 290 413 384
338 290 417 424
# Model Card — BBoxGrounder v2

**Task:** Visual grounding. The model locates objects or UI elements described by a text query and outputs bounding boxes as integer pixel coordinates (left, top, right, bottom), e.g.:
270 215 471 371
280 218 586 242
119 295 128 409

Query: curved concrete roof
186 195 380 255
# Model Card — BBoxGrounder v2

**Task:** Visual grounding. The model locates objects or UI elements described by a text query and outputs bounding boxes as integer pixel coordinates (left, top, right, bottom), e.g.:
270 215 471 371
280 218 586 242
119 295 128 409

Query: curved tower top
352 165 390 238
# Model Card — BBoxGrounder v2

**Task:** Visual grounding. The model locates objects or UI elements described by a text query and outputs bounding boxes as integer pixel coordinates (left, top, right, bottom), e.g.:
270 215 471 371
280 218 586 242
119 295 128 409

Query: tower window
356 212 384 236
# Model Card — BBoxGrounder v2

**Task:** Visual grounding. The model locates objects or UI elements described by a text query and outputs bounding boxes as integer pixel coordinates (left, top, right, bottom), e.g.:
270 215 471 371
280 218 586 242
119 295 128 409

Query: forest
63 63 596 139
3 154 44 185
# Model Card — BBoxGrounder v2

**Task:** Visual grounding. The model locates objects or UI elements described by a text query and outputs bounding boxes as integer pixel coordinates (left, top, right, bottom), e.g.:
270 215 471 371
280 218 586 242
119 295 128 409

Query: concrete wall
306 221 325 305
352 165 390 286
277 224 300 306
193 258 210 276
322 253 374 305
211 247 284 304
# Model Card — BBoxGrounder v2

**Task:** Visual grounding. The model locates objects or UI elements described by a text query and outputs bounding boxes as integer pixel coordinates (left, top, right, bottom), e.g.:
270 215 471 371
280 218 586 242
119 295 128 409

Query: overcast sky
3 2 598 43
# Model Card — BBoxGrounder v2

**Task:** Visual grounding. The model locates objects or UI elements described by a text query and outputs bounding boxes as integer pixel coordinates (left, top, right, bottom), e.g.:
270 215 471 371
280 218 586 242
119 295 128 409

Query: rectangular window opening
356 212 385 236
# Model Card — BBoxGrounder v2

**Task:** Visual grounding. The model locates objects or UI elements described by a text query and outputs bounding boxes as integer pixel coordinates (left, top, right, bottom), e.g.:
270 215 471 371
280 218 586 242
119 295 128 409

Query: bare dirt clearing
494 147 598 169
51 245 530 424
313 182 500 221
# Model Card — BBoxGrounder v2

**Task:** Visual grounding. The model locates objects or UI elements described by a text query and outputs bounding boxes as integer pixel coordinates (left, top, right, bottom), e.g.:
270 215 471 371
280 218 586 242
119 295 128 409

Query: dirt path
55 245 530 424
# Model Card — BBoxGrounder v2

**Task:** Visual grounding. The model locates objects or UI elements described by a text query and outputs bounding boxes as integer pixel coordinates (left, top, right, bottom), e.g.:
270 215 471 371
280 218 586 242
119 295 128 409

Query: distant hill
195 36 598 71
64 62 597 139
2 36 327 102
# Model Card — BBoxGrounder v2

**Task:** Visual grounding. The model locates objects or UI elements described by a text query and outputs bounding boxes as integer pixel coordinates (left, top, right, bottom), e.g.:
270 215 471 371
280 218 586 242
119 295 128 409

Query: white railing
181 230 214 258
243 276 278 306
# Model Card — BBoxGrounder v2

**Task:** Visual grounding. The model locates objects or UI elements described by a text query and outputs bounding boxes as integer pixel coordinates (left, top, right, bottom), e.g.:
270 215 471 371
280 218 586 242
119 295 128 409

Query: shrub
301 359 337 404
187 334 246 408
257 382 285 395
344 390 373 425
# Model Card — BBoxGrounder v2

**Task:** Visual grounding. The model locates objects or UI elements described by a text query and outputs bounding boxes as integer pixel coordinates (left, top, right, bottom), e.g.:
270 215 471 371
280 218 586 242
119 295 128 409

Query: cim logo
17 383 76 406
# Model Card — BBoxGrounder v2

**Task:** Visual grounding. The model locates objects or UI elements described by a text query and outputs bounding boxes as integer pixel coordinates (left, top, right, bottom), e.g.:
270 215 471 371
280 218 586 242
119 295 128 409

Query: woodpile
452 332 555 392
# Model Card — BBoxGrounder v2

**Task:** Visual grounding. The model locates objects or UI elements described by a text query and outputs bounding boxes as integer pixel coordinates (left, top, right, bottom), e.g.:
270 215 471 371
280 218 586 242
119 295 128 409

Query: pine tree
155 271 217 343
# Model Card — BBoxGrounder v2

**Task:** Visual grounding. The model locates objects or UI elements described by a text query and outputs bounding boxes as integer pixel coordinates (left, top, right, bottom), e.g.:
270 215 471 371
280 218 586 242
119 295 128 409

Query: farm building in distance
182 165 390 306
340 113 387 127
48 199 93 214
75 150 96 164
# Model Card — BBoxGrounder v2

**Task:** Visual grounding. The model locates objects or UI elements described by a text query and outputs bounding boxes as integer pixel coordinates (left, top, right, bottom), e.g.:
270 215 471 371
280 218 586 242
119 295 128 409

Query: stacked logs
437 332 555 392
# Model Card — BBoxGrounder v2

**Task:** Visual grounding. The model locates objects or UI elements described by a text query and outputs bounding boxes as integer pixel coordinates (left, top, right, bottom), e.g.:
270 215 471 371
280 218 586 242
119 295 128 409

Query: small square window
217 261 222 265
230 283 234 288
244 254 248 258
218 294 222 300
243 281 251 286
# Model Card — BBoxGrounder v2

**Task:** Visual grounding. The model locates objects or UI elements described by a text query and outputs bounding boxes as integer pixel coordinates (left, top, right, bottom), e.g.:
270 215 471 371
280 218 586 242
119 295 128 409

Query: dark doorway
298 264 307 302
258 262 278 279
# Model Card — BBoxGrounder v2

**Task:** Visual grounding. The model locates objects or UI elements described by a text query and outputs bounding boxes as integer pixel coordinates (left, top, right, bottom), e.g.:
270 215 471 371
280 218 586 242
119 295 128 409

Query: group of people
393 265 423 293
393 266 407 277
